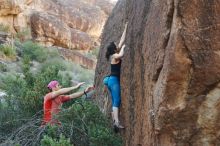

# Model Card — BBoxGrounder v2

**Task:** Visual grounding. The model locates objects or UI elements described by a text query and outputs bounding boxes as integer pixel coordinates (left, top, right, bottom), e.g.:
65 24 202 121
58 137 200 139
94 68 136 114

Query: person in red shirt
42 80 94 125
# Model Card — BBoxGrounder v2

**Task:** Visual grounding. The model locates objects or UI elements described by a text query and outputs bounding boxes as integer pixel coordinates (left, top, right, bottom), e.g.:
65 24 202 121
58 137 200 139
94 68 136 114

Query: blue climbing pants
107 76 121 107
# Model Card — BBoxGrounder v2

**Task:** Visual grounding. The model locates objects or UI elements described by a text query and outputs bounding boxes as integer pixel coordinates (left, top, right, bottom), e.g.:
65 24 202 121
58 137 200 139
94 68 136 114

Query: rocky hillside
94 0 220 146
0 0 114 50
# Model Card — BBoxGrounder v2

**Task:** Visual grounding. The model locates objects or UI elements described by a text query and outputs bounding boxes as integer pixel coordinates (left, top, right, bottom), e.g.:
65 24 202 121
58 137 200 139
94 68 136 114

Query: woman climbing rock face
104 22 128 132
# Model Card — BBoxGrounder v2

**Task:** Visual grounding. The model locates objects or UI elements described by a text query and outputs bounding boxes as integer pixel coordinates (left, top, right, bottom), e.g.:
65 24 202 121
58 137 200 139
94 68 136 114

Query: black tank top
110 60 121 78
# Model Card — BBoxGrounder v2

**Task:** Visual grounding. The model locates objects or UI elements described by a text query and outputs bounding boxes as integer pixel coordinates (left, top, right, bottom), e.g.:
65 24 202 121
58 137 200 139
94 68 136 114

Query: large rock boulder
0 0 114 50
94 0 220 145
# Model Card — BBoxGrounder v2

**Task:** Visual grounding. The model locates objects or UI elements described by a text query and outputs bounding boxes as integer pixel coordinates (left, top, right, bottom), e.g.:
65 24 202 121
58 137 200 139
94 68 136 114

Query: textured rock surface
94 0 220 145
0 0 114 50
0 31 10 44
58 47 96 70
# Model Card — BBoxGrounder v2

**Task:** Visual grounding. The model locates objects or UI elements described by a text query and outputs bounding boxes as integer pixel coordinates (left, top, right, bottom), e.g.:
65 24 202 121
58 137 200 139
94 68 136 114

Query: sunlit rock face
94 0 220 145
0 0 114 50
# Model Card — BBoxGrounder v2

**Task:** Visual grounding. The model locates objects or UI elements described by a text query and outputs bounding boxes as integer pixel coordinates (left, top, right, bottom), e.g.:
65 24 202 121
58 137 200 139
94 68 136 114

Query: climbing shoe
113 121 124 133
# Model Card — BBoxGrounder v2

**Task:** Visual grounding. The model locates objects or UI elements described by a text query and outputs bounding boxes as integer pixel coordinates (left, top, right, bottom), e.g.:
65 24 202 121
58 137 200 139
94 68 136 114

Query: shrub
0 23 10 32
0 62 7 72
0 44 16 59
41 134 72 146
21 41 48 62
58 101 123 146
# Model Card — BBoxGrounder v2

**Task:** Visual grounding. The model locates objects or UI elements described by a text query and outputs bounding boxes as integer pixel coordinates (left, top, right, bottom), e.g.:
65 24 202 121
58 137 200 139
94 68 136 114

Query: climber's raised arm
112 44 126 59
118 23 128 49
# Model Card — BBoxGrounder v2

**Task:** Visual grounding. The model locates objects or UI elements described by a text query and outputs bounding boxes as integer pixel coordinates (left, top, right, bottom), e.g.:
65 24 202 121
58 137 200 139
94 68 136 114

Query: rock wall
58 47 96 70
0 0 114 50
0 31 10 44
94 0 220 145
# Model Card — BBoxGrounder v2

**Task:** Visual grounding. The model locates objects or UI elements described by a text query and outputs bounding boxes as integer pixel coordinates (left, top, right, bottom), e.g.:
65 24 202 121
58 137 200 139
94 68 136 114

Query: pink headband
47 80 59 89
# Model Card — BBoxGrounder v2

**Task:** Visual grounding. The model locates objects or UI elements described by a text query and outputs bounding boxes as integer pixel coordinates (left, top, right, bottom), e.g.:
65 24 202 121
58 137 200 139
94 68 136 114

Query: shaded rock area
0 31 10 44
94 0 220 146
0 0 114 50
58 47 96 70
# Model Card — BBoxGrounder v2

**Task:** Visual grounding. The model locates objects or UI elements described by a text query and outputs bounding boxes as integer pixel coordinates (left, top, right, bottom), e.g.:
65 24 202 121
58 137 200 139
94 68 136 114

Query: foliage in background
0 23 10 32
20 41 48 62
0 44 16 59
59 101 123 146
85 47 99 60
41 134 72 146
0 62 7 72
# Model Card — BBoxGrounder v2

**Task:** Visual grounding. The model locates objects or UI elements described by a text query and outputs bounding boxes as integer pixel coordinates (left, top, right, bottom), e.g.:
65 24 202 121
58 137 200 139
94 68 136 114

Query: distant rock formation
58 47 96 70
0 0 114 50
94 0 220 146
